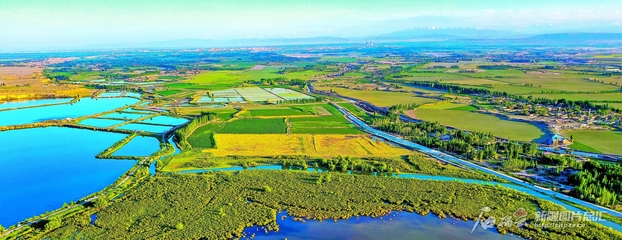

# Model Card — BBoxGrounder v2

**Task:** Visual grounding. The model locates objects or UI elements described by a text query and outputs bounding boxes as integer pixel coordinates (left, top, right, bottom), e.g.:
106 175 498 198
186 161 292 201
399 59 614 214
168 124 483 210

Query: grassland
183 69 331 90
187 123 221 148
314 86 438 107
204 134 411 157
43 171 620 240
562 130 622 155
414 103 545 141
218 118 287 134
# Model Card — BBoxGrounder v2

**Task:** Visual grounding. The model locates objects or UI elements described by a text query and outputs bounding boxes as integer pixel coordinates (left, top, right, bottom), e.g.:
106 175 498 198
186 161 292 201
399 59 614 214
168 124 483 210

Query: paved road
334 104 622 219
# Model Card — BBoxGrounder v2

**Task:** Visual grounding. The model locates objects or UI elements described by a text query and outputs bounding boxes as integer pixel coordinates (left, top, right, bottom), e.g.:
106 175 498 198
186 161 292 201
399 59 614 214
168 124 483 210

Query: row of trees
385 79 621 113
174 112 218 150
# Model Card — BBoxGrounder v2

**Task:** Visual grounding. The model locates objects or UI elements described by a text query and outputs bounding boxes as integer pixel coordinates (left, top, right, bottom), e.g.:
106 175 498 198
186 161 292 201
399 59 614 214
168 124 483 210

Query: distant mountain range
87 29 622 50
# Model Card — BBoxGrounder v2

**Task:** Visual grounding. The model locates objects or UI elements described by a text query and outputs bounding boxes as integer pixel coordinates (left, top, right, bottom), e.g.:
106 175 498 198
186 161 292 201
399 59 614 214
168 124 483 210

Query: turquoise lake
0 97 139 126
0 127 146 226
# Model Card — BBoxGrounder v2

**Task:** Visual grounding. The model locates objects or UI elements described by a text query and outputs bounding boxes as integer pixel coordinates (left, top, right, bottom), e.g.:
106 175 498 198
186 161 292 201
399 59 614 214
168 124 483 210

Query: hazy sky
1 0 622 51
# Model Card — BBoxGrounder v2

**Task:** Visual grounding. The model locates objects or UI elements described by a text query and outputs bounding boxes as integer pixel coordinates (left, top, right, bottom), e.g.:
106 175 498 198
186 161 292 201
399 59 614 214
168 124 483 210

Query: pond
139 116 188 126
115 123 174 133
245 211 512 240
0 127 141 226
100 112 152 120
79 118 127 128
0 97 140 126
111 136 161 157
0 98 72 110
99 92 124 97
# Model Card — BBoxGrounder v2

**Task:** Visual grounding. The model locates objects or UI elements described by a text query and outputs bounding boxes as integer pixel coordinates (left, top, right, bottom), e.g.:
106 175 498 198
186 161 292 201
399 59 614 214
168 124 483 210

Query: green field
287 104 363 134
218 118 287 134
414 103 545 141
314 86 438 107
247 107 314 117
164 83 212 90
212 109 239 121
157 90 182 96
187 123 221 148
563 130 622 155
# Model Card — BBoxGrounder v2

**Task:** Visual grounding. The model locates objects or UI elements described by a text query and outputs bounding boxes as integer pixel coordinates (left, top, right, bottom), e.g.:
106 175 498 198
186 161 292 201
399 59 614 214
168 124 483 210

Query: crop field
314 86 438 107
562 130 622 155
187 123 222 148
264 88 313 100
204 134 411 157
202 87 313 103
234 87 282 102
218 118 287 134
414 103 545 141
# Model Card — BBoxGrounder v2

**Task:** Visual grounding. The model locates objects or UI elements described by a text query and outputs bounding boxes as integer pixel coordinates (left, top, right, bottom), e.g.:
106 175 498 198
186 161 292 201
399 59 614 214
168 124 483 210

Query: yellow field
0 66 94 100
204 134 412 157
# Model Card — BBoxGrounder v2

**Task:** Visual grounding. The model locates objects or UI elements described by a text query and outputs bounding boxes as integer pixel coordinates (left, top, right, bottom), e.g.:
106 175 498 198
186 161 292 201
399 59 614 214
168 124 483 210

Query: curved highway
334 104 622 220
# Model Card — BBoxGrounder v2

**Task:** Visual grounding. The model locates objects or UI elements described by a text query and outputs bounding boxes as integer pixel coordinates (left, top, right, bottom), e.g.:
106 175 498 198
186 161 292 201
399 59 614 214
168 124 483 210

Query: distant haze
1 0 622 51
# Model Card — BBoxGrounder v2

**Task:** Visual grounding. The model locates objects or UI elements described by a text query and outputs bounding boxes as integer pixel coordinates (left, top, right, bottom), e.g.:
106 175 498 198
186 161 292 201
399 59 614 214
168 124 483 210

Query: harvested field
204 134 411 157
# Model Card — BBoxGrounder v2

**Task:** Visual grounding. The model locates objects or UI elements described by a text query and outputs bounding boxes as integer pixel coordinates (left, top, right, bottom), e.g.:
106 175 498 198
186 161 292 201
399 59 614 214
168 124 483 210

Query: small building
439 134 452 141
547 134 571 146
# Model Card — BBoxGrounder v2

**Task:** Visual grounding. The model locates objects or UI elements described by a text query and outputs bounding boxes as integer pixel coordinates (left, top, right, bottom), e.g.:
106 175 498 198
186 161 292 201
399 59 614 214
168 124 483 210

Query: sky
1 0 622 51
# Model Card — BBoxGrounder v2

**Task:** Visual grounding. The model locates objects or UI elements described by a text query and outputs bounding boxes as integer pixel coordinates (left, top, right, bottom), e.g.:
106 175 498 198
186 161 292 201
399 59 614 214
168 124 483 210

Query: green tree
176 222 184 230
45 218 62 231
262 186 272 193
93 197 108 208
